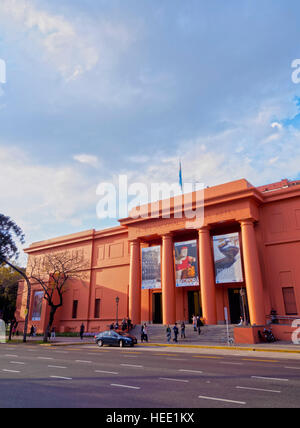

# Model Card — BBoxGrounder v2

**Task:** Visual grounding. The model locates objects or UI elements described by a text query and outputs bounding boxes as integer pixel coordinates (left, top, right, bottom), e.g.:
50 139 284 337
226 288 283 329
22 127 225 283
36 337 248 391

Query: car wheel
119 340 123 348
97 340 103 347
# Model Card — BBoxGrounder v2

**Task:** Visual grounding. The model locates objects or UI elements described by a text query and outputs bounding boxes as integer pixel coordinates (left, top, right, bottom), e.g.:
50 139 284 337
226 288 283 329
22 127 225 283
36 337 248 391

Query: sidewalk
7 334 300 354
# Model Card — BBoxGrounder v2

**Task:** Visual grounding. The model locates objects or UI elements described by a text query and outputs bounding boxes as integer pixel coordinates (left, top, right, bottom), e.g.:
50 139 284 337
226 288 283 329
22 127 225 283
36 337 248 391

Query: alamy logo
0 58 6 84
0 319 6 343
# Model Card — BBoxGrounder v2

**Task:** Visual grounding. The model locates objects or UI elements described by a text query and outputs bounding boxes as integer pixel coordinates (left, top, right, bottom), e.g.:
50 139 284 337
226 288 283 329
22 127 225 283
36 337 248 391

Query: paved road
1 343 300 408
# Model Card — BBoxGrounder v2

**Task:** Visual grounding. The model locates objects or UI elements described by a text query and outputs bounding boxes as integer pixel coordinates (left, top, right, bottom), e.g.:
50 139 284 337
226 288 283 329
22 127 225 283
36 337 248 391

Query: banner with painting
142 246 161 289
213 232 243 284
32 291 44 321
174 240 199 287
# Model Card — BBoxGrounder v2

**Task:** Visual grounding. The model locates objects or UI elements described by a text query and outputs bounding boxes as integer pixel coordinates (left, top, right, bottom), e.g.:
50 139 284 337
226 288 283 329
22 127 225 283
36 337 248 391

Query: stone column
161 234 176 325
198 226 217 325
240 220 265 325
129 239 141 325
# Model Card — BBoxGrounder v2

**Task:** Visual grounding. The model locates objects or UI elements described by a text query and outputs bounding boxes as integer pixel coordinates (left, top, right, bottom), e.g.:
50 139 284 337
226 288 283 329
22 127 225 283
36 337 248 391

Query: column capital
239 218 256 227
161 233 174 240
198 225 211 233
129 238 141 245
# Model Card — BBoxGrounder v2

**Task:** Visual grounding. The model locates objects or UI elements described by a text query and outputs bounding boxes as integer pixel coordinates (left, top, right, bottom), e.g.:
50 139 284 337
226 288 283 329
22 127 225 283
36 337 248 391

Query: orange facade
15 178 300 342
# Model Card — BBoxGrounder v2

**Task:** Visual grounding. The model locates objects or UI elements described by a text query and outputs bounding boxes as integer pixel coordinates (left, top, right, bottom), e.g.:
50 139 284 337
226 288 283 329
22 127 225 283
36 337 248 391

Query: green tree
0 213 31 342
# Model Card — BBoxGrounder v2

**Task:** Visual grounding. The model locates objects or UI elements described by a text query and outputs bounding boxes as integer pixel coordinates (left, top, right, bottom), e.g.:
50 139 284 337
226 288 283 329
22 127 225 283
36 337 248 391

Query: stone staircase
131 323 235 345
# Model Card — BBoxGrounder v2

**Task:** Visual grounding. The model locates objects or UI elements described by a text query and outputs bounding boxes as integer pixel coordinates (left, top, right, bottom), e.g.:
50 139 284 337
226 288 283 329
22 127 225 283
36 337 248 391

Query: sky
1 0 300 262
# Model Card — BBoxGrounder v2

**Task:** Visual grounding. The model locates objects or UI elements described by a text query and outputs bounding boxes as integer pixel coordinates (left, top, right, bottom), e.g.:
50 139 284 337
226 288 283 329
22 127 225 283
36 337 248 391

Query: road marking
9 361 25 365
48 365 67 369
4 354 18 358
156 353 177 356
251 376 289 382
166 358 185 361
193 356 223 359
50 376 72 380
159 377 189 383
198 395 246 405
54 351 69 354
242 358 279 363
111 384 140 390
75 360 92 363
2 369 21 373
285 366 300 370
236 386 281 393
37 357 54 360
179 369 203 374
95 370 119 375
120 364 143 368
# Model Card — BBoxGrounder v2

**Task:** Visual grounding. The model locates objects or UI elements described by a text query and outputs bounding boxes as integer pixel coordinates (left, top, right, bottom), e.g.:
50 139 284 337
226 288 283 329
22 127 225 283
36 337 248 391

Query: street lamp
115 296 120 327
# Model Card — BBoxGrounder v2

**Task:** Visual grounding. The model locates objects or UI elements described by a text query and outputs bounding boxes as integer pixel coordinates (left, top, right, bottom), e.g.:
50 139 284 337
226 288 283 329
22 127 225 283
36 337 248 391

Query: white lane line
120 364 143 368
95 370 119 375
111 384 140 390
236 386 281 394
9 361 25 365
159 377 189 383
75 360 92 363
179 369 203 374
4 354 18 358
251 376 289 382
48 365 67 369
50 376 72 380
54 351 69 354
2 369 21 373
198 395 246 405
284 366 300 370
37 357 54 360
166 358 185 361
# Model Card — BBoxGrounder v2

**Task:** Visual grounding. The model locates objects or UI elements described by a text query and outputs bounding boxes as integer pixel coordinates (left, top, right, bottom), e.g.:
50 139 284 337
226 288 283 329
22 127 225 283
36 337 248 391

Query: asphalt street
0 342 300 408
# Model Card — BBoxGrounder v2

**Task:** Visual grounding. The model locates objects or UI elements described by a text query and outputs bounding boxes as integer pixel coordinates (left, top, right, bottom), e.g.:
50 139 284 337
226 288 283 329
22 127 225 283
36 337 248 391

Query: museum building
15 178 300 343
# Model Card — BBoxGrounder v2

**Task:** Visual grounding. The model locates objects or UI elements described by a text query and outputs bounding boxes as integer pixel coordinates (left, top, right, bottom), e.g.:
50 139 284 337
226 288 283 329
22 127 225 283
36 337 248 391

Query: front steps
131 323 235 345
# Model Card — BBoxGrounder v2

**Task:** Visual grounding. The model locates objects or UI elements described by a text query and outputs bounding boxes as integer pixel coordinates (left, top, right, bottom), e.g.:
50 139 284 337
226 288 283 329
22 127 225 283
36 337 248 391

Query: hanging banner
32 291 44 321
142 246 161 289
213 232 243 284
175 240 199 287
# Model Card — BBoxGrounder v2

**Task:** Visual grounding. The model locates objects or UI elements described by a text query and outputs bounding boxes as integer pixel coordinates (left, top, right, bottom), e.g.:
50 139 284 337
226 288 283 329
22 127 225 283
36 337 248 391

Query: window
282 287 298 315
94 299 101 318
72 300 78 319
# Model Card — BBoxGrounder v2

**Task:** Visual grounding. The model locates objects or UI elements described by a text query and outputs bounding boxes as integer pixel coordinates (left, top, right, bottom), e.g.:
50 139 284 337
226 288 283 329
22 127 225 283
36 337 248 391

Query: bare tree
28 250 89 343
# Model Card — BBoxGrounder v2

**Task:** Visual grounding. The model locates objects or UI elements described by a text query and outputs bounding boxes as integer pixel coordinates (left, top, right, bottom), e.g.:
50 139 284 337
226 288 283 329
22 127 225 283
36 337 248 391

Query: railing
266 315 299 325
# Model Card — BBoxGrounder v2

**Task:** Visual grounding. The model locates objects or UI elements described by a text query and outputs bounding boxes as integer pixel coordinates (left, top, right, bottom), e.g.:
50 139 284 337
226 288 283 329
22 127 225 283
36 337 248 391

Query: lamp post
116 296 120 327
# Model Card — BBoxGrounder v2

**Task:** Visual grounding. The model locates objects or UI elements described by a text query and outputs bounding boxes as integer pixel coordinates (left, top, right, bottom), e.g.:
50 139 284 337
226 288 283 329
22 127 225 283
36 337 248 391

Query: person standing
173 323 179 343
143 323 149 342
51 327 56 341
192 315 197 332
196 316 201 335
80 323 85 340
166 325 171 343
180 321 186 339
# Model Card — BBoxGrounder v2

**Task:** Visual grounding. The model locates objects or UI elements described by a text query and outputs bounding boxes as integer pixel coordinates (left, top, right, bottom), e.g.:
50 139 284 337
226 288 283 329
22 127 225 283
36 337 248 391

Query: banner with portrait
32 291 44 321
142 246 161 289
174 240 199 287
213 232 243 284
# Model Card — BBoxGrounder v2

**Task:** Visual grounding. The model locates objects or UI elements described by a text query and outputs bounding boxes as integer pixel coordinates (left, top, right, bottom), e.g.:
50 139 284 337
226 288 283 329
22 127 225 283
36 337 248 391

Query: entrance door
152 293 162 324
188 291 202 323
228 288 249 324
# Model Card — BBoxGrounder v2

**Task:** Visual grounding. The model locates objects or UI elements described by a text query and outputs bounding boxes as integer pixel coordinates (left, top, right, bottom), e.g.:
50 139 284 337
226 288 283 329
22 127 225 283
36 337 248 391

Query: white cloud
73 154 100 168
271 121 283 130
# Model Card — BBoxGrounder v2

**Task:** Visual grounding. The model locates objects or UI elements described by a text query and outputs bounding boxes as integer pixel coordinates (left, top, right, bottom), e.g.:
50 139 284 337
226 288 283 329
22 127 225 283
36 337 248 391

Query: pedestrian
180 321 186 339
140 325 145 343
51 327 56 340
121 318 127 331
127 318 132 331
196 316 201 335
173 323 179 343
192 315 197 332
29 325 35 337
143 323 148 342
80 323 85 340
166 325 171 343
110 322 114 330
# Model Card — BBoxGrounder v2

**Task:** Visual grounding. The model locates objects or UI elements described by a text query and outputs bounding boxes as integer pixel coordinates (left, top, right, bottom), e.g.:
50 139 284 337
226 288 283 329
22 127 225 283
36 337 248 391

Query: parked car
94 330 137 348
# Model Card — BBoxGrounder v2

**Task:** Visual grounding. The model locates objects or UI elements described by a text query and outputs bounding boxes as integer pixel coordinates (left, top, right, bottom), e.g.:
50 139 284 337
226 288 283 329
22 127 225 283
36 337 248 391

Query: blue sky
1 0 300 258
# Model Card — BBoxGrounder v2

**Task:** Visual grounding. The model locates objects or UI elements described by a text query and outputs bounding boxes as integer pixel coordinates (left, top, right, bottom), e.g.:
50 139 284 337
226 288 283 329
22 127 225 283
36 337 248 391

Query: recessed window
72 300 78 319
94 299 101 318
282 287 297 315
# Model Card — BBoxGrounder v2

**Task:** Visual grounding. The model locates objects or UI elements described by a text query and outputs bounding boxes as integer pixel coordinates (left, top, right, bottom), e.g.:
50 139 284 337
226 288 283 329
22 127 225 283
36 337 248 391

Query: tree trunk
43 306 57 343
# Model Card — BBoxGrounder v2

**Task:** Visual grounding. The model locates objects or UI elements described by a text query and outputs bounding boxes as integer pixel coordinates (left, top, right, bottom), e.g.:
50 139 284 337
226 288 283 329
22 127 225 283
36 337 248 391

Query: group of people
192 315 203 335
166 322 186 343
109 317 132 332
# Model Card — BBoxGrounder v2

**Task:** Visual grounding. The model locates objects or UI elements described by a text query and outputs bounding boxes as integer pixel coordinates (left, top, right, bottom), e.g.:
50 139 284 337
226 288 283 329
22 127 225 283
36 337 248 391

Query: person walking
192 315 197 332
166 325 171 343
50 327 56 341
80 323 85 340
29 325 35 337
143 323 149 342
180 321 186 339
196 316 201 335
173 323 179 343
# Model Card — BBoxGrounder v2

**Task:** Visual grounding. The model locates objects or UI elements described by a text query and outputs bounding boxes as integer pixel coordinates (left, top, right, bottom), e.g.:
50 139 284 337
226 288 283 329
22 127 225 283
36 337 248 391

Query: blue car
94 330 137 348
